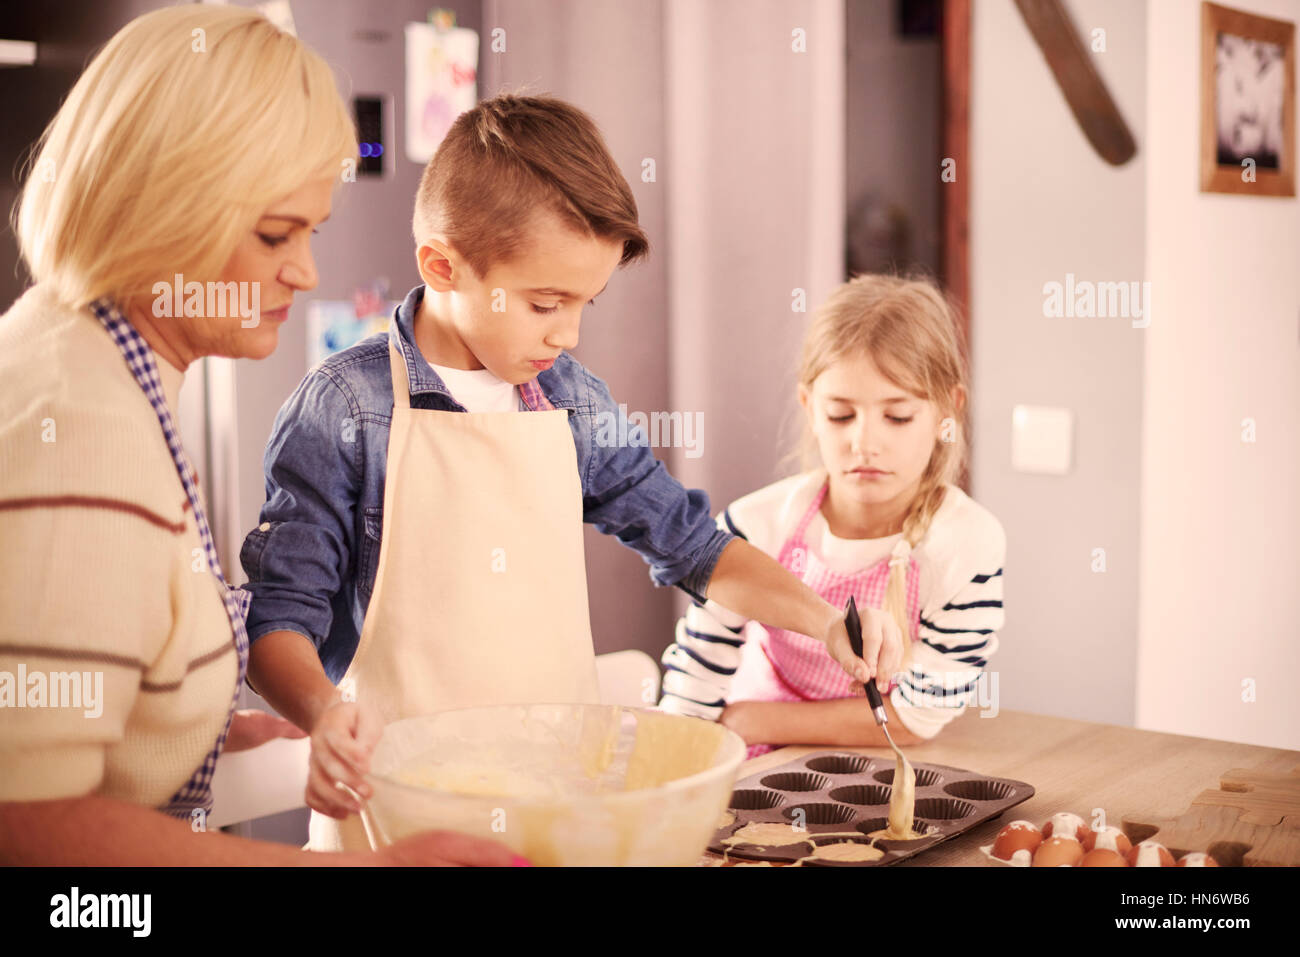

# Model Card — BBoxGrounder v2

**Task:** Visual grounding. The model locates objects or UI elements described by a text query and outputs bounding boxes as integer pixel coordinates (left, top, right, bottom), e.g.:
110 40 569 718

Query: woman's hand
821 605 902 693
223 708 308 753
377 830 531 867
306 699 382 819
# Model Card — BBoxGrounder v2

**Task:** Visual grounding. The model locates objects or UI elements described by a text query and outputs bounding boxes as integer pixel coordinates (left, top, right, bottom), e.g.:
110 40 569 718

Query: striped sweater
0 284 238 807
658 470 1006 739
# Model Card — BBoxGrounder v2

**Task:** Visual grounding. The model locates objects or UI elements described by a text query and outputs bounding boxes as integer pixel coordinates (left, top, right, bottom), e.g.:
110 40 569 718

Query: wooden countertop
699 707 1299 866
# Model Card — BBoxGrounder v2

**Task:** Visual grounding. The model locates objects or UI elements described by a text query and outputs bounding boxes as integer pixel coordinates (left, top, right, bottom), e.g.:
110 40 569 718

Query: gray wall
969 0 1147 726
481 0 676 657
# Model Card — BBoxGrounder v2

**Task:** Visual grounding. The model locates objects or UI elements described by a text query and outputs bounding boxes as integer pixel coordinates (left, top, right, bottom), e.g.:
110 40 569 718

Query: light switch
1011 404 1073 475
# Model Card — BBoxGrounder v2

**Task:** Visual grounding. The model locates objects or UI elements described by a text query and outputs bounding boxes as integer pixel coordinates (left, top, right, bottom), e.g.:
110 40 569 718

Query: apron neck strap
389 344 412 410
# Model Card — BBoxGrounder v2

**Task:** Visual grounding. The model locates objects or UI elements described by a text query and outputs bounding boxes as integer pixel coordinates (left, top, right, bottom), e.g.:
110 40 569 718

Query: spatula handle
845 596 888 724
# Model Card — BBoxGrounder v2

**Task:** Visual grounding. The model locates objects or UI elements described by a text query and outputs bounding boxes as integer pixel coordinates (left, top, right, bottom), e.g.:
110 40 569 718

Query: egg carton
709 750 1034 866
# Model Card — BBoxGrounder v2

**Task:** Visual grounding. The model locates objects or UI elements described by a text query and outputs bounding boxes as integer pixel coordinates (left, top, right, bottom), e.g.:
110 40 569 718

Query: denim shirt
240 284 734 683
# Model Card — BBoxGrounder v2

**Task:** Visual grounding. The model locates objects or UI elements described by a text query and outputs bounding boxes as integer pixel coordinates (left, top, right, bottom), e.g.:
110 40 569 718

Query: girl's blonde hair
13 4 358 309
789 273 970 668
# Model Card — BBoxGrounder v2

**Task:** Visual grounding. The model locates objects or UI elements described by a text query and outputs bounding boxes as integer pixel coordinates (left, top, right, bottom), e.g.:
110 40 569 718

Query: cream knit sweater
0 284 237 807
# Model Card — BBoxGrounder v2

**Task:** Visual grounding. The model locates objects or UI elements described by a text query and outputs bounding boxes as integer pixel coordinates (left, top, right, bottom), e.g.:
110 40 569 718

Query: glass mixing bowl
362 703 746 866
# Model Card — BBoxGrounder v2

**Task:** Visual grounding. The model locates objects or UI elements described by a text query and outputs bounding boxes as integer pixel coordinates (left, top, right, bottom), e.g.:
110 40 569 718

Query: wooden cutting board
1122 764 1300 866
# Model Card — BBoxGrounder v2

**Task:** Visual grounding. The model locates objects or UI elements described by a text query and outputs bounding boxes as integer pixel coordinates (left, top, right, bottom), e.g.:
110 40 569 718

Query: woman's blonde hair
13 4 358 309
788 273 970 667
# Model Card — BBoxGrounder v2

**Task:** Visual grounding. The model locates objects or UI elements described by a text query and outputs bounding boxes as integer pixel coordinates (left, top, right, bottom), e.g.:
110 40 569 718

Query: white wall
1139 0 1300 749
970 0 1148 726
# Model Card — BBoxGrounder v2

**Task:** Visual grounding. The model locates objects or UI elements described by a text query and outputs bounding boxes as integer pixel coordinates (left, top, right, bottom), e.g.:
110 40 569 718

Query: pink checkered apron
730 480 921 758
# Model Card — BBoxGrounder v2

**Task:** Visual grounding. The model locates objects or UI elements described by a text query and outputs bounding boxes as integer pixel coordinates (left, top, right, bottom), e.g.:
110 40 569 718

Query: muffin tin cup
711 750 1034 866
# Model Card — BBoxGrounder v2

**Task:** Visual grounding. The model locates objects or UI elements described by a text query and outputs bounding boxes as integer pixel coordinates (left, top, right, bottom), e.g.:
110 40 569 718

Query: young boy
240 93 898 852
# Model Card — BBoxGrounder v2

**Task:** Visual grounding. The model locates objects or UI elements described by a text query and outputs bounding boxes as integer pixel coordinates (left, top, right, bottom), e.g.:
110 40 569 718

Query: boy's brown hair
413 93 649 277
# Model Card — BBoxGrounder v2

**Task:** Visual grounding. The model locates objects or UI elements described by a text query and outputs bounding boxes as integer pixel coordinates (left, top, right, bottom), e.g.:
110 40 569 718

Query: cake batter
867 750 927 841
806 841 885 862
721 822 887 866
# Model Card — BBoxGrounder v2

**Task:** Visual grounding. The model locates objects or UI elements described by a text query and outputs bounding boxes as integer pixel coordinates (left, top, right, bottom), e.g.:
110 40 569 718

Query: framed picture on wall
1200 2 1295 196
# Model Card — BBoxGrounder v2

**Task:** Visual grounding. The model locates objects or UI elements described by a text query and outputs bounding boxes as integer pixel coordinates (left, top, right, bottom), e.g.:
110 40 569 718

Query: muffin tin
709 750 1034 866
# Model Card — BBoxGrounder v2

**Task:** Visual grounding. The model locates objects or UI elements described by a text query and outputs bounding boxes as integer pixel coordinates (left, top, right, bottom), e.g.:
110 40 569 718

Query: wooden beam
942 0 972 493
1013 0 1137 166
942 0 970 325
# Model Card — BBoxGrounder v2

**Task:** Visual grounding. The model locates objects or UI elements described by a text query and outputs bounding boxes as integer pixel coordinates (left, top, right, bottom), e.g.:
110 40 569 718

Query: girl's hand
822 606 902 693
223 708 308 753
307 699 382 819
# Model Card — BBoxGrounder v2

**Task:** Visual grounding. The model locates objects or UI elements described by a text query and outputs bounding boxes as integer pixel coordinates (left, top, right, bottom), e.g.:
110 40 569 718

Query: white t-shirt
428 361 520 412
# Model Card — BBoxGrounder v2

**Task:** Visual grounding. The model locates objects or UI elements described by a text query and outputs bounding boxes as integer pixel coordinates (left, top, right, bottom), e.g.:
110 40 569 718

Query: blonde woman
0 5 518 866
659 274 1007 758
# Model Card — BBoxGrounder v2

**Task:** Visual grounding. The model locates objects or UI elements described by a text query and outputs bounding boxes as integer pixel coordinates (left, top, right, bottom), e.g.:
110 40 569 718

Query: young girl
659 274 1006 757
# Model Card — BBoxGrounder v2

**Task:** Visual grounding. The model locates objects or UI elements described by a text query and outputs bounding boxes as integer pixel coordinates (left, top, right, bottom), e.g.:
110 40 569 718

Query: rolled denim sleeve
239 369 362 648
576 369 734 600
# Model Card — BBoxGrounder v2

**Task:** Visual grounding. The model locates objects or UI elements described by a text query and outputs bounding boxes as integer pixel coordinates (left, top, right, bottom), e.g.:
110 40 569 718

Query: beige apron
308 345 601 852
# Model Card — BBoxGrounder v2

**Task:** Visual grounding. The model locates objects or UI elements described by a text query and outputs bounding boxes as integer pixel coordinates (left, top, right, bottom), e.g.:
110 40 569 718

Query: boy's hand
822 606 902 694
307 699 382 819
223 708 308 753
719 701 762 745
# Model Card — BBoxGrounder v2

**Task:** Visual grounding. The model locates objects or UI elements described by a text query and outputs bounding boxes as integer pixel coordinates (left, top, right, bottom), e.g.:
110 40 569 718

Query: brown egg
992 820 1042 864
1079 848 1129 867
1126 841 1175 867
1041 812 1088 844
1032 836 1085 867
1176 852 1220 867
1082 825 1132 856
